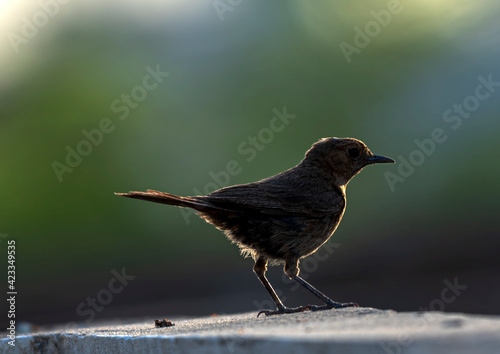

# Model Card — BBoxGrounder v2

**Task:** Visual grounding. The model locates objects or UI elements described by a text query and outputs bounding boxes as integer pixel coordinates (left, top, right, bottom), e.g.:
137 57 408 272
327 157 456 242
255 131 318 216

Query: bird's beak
366 154 395 165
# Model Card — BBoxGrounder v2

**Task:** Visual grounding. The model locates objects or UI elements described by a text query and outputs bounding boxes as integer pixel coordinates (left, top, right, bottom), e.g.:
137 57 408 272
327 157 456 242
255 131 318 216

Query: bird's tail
115 190 211 212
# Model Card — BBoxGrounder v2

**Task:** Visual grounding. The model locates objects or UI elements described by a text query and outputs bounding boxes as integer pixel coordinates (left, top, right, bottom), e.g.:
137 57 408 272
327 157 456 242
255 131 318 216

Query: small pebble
154 319 175 328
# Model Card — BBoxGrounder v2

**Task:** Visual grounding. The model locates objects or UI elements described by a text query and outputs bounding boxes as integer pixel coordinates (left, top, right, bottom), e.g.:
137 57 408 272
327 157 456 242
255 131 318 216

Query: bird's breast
296 211 344 257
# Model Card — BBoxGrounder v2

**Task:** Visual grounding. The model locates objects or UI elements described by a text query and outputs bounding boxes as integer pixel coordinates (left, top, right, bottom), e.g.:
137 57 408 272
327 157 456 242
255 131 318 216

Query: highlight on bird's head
303 137 395 186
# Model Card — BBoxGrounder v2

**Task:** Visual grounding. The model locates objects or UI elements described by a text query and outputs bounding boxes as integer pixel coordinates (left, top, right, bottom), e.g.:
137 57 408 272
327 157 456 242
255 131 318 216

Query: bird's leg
253 257 311 317
290 274 358 311
284 259 358 311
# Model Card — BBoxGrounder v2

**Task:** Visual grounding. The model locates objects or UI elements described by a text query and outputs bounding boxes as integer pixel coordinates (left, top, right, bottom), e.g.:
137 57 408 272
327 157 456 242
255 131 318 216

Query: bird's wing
201 181 344 217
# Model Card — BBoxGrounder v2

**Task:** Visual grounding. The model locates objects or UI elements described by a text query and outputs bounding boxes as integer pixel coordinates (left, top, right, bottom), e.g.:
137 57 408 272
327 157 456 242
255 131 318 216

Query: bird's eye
347 148 360 159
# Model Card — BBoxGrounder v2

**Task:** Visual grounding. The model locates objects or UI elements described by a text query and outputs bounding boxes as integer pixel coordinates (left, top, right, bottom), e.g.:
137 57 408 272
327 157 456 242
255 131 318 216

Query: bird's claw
309 302 359 311
257 305 311 317
257 302 358 317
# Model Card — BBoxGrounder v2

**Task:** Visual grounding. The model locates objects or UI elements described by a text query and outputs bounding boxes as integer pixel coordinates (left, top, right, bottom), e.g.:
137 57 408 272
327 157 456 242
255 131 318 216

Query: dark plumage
116 137 394 316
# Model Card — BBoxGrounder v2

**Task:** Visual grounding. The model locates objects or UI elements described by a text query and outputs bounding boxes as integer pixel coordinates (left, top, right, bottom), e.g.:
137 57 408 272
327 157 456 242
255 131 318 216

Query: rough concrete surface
2 308 500 353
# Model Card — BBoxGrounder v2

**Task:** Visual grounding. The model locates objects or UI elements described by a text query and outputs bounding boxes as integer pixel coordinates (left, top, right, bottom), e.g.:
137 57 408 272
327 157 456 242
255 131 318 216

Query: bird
115 137 395 316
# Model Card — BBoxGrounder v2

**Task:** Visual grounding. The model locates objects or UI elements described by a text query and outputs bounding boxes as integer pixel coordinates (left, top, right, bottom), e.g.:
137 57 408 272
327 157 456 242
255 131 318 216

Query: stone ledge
3 308 500 353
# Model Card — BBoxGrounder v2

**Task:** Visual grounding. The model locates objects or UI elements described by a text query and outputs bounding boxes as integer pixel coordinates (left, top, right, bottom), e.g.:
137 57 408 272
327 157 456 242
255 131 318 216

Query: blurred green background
1 0 499 327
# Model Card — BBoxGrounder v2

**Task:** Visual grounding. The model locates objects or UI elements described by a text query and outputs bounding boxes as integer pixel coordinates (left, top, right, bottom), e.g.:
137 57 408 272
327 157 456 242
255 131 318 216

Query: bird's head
303 137 395 186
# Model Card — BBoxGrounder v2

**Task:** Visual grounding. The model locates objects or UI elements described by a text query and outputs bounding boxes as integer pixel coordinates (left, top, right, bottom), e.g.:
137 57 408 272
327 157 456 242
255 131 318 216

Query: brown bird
116 137 394 316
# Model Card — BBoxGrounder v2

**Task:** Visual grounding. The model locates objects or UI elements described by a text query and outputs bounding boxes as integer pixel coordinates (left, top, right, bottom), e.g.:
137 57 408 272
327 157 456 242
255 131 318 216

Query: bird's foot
309 301 359 311
257 305 311 317
257 301 357 317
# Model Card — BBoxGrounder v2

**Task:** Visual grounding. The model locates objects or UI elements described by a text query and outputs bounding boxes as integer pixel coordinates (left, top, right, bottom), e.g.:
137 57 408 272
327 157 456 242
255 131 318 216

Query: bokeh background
1 0 499 328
